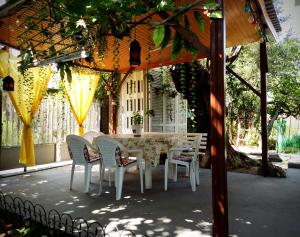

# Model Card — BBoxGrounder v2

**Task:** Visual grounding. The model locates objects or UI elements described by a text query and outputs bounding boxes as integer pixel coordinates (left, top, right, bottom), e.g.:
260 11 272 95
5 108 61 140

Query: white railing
1 93 101 146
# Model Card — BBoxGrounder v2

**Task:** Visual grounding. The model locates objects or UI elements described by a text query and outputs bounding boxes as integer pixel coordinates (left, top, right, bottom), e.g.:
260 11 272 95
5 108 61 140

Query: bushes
281 135 300 153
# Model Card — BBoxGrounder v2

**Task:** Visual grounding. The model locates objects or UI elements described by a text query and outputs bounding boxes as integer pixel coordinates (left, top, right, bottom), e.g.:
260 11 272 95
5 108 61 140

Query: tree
227 38 300 138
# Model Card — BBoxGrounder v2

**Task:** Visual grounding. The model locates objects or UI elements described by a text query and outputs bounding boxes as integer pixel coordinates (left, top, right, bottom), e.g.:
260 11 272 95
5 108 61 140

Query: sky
280 0 300 39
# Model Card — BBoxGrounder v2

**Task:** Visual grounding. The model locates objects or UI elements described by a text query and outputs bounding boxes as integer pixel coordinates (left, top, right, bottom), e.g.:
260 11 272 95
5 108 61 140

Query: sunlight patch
144 219 154 224
162 231 170 236
158 217 172 223
192 209 202 213
185 219 194 223
146 230 155 235
154 227 165 232
175 229 211 237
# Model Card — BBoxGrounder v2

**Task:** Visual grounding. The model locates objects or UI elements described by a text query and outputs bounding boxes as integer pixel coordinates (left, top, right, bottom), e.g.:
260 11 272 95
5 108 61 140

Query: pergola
0 0 281 236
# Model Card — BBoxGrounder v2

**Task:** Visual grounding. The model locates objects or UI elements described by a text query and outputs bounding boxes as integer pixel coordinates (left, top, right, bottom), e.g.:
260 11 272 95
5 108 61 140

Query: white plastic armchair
66 135 101 194
164 133 207 192
83 130 105 144
94 136 144 200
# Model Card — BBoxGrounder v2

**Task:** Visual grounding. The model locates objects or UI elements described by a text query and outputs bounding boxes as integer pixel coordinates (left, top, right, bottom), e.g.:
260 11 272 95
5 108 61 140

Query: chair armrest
169 146 193 152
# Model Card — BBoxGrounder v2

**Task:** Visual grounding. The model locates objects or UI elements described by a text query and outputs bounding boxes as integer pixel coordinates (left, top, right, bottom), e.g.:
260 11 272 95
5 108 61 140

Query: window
130 99 133 111
138 80 140 92
130 80 133 94
127 82 129 94
127 100 129 111
138 99 140 110
141 80 143 92
134 99 136 111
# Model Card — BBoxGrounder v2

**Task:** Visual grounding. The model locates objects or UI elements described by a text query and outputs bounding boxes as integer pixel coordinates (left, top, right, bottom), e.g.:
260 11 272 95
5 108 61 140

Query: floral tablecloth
110 133 180 167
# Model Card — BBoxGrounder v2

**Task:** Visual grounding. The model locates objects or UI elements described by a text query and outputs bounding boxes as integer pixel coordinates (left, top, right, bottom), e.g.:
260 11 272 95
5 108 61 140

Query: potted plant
132 111 143 137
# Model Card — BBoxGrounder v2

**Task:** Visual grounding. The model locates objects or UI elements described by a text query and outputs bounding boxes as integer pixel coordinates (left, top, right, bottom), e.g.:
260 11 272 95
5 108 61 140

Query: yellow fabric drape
0 50 51 166
64 69 100 136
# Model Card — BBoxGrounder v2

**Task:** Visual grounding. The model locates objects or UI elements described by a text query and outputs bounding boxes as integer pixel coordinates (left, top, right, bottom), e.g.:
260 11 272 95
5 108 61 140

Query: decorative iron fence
0 191 136 237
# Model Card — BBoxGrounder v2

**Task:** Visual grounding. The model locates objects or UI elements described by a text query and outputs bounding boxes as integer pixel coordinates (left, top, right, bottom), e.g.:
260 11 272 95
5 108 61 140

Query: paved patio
0 165 300 237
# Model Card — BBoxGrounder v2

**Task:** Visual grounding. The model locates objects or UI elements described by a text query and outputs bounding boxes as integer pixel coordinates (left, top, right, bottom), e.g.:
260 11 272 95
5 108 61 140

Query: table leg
145 160 152 189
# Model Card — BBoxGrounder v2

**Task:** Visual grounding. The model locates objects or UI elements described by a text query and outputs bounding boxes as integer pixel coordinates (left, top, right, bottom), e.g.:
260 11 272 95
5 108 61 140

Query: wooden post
108 93 114 134
210 0 228 236
100 96 109 134
260 41 269 176
0 90 2 170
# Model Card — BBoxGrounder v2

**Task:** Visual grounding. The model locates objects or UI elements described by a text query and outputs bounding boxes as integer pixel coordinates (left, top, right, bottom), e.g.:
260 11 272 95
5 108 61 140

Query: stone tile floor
1 165 300 237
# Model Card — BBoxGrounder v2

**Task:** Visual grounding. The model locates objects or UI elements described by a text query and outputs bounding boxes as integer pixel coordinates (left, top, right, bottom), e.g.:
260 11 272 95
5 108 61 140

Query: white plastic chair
94 136 144 200
66 135 101 193
164 133 207 192
83 130 105 144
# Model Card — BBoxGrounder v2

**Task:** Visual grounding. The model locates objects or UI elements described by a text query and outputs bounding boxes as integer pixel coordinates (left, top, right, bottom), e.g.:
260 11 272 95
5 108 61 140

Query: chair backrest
83 130 104 144
191 133 208 162
94 136 124 168
66 135 91 165
198 133 208 153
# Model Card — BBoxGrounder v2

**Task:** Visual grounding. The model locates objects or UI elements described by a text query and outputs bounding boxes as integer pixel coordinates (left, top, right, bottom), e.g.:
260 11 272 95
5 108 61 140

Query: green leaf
65 66 72 83
184 15 190 31
202 2 219 9
194 12 205 32
171 32 183 60
161 25 171 48
153 25 165 47
49 46 56 57
184 32 199 58
208 10 223 19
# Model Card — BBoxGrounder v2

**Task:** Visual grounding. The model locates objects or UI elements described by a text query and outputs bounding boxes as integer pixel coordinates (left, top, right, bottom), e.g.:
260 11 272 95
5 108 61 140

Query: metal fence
0 191 137 237
1 93 101 146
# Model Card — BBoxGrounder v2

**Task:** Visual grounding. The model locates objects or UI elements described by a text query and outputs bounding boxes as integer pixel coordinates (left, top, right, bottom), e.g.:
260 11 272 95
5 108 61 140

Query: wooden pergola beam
120 68 132 87
226 66 261 97
210 0 228 236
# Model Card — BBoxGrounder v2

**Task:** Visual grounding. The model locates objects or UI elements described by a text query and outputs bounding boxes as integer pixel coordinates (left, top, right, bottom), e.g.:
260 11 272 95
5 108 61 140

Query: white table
110 133 180 189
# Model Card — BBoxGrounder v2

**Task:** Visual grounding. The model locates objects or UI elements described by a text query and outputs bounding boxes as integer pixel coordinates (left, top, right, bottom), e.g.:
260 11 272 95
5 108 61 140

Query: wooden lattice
18 0 91 70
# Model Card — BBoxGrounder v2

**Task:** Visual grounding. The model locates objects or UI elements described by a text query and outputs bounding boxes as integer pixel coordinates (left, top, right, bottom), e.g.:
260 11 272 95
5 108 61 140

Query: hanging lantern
129 39 141 66
2 75 14 91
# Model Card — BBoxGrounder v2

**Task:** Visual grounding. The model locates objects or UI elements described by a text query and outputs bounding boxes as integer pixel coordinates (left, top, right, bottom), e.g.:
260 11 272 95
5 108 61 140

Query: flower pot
132 124 142 137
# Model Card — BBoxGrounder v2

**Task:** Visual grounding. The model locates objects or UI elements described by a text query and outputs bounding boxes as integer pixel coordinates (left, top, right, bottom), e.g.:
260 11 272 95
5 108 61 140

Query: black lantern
3 75 14 91
129 39 141 66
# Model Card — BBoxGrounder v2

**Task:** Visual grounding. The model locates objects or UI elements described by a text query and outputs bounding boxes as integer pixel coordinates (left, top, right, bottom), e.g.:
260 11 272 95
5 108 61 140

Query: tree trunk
267 108 280 136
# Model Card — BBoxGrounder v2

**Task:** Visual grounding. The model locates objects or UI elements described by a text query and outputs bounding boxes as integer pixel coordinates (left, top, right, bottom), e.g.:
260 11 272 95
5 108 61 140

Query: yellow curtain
0 50 51 166
63 68 100 136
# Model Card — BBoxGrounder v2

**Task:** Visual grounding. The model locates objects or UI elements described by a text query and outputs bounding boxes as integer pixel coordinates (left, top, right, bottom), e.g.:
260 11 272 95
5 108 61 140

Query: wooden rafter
226 66 261 97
